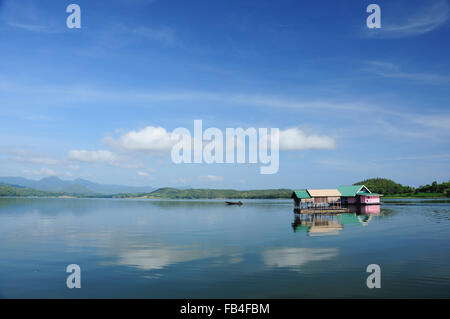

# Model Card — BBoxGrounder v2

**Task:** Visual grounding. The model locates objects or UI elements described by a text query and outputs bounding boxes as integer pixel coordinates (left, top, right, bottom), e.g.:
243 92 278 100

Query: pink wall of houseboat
360 196 380 204
347 197 357 204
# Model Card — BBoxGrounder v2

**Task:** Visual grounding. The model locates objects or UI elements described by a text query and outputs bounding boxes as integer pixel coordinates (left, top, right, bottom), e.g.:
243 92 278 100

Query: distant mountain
71 178 156 194
0 182 27 189
0 177 37 188
36 176 71 191
0 176 155 195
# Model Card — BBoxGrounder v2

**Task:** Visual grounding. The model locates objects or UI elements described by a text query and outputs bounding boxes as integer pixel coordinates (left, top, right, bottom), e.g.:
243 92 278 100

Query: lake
0 198 449 298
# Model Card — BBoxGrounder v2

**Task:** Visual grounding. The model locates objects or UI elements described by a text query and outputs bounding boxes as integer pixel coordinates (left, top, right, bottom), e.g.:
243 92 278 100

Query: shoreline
0 195 449 200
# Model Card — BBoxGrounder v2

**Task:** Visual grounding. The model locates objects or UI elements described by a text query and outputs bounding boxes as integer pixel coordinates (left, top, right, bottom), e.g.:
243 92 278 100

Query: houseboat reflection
292 205 380 236
348 204 380 215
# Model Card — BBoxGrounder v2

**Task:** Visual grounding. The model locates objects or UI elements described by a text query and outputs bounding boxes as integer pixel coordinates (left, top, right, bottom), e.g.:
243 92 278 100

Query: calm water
0 198 449 298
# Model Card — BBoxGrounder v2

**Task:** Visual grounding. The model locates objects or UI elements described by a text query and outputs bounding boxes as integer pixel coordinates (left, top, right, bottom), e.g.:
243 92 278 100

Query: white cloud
124 163 145 169
366 0 449 38
22 167 56 177
0 79 370 113
6 22 54 33
133 26 176 45
279 128 336 150
137 170 155 180
199 175 224 182
228 94 364 112
374 154 450 162
104 126 180 153
174 177 189 185
137 171 149 177
2 0 62 34
38 168 56 176
12 156 59 165
364 61 450 84
1 148 61 165
103 125 335 157
68 150 118 165
407 114 450 130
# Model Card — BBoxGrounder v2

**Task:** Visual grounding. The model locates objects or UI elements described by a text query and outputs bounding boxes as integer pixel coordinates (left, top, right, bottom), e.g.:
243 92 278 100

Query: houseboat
291 185 382 213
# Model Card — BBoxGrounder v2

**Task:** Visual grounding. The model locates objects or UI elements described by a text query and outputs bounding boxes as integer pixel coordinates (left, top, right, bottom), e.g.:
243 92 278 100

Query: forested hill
115 188 293 199
354 178 450 197
354 178 413 194
0 185 62 197
0 184 293 199
0 185 107 198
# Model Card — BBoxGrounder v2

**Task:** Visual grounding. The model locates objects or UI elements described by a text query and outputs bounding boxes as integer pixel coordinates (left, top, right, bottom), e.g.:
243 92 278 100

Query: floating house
338 185 382 205
291 185 382 212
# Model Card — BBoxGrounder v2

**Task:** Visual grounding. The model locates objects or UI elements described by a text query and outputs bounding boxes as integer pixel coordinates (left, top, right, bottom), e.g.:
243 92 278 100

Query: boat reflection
292 205 380 236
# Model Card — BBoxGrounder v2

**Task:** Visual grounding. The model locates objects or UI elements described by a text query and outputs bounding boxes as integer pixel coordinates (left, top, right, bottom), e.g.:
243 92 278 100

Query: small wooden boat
225 201 243 206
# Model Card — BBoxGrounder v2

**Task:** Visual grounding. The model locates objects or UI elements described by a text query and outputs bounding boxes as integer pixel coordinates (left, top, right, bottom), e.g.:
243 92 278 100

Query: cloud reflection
116 245 238 271
262 248 338 271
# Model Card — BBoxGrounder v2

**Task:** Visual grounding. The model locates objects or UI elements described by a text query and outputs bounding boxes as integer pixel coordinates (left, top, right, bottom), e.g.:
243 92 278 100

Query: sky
0 0 449 189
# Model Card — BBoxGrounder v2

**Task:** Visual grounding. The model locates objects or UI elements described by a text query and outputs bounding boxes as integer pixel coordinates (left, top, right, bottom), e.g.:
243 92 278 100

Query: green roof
292 190 311 199
338 185 363 197
357 192 382 196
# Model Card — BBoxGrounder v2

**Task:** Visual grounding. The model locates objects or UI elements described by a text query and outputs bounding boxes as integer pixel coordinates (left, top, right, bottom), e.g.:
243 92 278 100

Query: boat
225 201 243 206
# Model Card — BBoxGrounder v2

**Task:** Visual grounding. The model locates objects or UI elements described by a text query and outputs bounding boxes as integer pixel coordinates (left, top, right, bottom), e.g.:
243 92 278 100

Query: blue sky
0 0 449 189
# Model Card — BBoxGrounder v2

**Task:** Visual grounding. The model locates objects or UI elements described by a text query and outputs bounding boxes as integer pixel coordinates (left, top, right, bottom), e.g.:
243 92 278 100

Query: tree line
354 178 450 197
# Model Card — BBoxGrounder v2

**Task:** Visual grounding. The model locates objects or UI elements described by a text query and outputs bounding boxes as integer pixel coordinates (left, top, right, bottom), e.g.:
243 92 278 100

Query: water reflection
113 245 241 271
0 198 449 298
262 248 339 271
348 204 380 215
292 205 381 236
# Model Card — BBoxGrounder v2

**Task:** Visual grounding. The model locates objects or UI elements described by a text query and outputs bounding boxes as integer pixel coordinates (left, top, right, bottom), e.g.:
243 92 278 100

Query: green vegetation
0 184 292 199
354 178 450 198
354 178 413 195
0 185 110 198
113 187 293 199
0 185 62 197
